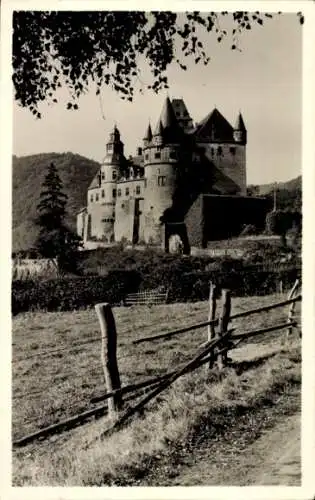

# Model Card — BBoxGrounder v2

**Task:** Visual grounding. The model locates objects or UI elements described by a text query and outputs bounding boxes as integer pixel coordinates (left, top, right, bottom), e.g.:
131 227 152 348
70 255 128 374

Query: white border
1 1 314 499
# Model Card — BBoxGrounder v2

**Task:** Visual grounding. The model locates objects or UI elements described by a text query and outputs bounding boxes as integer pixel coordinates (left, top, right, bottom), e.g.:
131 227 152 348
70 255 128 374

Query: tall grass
13 344 300 486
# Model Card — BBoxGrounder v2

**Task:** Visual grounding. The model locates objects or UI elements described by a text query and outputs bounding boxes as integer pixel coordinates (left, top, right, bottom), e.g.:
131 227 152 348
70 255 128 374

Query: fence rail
13 279 301 448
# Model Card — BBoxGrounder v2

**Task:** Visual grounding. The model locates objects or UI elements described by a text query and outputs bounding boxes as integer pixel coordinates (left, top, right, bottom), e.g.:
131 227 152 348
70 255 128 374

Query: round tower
87 126 125 242
142 97 184 245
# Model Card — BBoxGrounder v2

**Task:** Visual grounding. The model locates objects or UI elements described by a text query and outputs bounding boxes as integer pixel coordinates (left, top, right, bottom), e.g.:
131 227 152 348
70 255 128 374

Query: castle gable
88 169 101 190
194 108 234 143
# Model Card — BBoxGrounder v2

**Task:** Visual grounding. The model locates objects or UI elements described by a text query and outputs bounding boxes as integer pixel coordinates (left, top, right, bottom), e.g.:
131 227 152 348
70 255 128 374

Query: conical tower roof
153 119 164 136
144 123 153 141
158 96 183 143
235 112 246 131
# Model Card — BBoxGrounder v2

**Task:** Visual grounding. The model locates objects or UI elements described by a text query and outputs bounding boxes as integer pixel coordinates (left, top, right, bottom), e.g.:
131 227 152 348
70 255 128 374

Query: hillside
12 153 100 251
257 176 301 195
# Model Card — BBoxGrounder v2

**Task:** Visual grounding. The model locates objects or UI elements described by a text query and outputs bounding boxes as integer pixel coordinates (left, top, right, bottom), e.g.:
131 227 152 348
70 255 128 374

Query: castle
77 97 267 252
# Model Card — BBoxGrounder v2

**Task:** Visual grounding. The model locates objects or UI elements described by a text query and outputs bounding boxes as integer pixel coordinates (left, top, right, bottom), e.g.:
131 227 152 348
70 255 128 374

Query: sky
13 12 302 185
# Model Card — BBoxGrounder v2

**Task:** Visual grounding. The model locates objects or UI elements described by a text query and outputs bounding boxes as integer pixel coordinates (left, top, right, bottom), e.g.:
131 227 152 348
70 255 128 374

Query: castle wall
142 162 177 244
200 143 246 195
114 178 145 243
184 195 204 248
77 210 87 239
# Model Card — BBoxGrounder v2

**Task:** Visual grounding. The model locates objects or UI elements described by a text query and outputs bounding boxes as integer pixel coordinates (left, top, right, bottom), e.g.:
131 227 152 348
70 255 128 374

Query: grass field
12 293 301 485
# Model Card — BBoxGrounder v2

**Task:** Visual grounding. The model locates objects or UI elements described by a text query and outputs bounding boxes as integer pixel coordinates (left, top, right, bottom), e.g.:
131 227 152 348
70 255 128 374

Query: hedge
12 266 301 315
166 267 301 302
12 270 141 315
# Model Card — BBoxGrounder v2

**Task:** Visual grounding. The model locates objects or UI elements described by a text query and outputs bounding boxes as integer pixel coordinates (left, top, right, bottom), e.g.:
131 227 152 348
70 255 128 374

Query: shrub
12 270 141 315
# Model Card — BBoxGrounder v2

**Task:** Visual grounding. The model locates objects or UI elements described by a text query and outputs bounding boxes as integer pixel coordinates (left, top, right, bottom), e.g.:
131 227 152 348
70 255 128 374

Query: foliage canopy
12 11 303 117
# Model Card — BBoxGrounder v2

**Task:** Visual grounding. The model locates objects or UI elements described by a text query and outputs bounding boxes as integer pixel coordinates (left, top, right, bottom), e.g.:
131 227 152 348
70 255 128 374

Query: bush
12 270 141 315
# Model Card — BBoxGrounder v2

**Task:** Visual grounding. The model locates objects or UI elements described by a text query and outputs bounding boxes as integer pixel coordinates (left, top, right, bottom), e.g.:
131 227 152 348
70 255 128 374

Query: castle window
118 188 121 197
158 176 166 186
107 143 113 152
230 147 236 155
121 203 125 208
125 187 129 196
145 153 149 161
113 189 117 198
90 194 94 202
112 170 117 180
101 189 105 198
155 152 161 159
101 172 105 180
211 147 215 156
95 193 99 201
136 185 141 195
217 146 223 156
169 151 177 160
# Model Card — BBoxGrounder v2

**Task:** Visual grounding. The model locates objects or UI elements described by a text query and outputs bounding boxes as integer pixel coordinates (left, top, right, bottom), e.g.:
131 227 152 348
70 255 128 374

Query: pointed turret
159 96 183 143
153 119 164 146
143 123 153 147
233 112 247 144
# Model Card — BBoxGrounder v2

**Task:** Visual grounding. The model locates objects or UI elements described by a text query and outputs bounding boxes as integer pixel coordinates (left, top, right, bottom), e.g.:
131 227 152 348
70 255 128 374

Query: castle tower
233 112 247 144
142 97 184 244
143 123 152 148
86 125 125 242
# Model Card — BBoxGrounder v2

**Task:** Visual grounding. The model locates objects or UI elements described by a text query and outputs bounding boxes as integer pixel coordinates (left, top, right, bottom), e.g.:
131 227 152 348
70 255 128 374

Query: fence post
218 289 231 369
286 279 300 339
207 282 217 369
95 303 122 417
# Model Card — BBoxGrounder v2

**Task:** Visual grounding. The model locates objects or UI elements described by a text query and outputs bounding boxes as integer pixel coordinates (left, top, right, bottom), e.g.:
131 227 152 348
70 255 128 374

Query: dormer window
112 170 117 180
107 143 113 152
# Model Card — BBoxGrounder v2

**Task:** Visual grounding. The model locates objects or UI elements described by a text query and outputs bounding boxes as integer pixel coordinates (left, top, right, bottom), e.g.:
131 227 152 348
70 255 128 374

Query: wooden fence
13 279 301 448
123 287 169 307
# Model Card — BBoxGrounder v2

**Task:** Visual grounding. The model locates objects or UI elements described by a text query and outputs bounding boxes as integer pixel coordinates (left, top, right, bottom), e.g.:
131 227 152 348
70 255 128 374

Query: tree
12 11 304 117
35 162 82 273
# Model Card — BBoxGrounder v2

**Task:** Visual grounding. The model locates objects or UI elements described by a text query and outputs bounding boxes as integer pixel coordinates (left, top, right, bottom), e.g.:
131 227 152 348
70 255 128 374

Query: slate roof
194 108 235 142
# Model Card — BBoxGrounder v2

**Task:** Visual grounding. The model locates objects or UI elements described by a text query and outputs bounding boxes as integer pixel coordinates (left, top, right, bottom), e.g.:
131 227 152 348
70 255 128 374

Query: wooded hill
12 152 301 252
12 153 100 251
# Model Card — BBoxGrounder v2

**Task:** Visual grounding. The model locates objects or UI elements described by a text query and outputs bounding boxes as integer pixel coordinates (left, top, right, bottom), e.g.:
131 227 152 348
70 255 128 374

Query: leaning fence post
286 279 300 339
218 289 231 369
207 282 217 369
95 303 122 417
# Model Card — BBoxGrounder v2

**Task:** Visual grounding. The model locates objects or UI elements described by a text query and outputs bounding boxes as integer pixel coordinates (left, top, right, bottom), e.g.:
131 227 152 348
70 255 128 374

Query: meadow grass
13 342 301 486
12 293 301 485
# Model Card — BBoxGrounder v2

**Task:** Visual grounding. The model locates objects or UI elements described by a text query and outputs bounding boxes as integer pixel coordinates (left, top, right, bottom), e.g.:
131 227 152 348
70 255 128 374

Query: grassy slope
12 153 100 251
12 294 301 485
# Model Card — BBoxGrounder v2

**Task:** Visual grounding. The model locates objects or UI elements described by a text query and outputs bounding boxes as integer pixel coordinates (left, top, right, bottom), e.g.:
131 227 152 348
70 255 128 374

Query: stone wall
184 195 204 248
201 143 246 195
143 162 177 244
114 178 145 243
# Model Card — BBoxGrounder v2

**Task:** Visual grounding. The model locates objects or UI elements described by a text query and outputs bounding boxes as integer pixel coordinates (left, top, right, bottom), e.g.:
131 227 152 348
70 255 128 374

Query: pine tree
35 162 82 273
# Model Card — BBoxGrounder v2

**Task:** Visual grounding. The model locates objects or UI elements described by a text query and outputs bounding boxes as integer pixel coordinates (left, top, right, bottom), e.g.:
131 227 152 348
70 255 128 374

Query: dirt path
173 412 301 486
250 413 300 485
